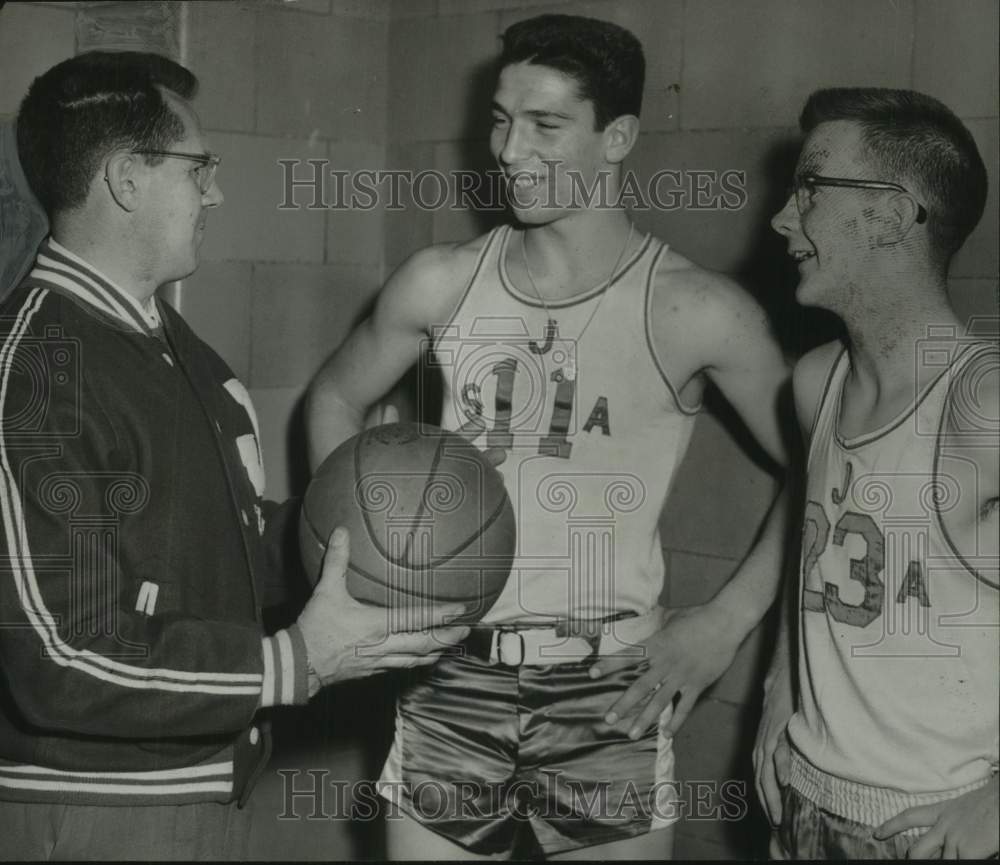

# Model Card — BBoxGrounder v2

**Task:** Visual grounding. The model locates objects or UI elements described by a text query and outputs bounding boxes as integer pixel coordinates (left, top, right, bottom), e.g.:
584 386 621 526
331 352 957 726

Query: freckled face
771 121 886 311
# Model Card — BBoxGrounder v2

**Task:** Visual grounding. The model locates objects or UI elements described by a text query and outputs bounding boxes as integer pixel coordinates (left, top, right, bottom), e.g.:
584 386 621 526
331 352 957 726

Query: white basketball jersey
432 226 699 624
788 342 1000 796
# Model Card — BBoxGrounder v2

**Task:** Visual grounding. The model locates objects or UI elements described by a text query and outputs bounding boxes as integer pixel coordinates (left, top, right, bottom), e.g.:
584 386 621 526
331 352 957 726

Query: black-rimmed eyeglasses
791 174 927 223
133 150 221 194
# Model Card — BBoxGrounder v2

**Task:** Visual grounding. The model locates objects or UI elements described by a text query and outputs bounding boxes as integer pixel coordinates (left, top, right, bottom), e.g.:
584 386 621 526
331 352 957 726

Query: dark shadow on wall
657 136 823 858
457 56 511 241
0 118 48 303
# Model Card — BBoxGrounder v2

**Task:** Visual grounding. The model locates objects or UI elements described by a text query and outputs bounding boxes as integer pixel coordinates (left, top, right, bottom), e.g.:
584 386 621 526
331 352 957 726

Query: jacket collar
29 237 163 336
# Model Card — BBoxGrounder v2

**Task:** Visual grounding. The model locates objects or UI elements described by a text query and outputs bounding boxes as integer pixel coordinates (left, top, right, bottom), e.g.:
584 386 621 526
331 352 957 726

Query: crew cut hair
801 87 988 263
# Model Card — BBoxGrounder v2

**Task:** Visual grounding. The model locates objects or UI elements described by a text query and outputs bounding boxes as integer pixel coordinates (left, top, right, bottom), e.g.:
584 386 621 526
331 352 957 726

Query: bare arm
591 268 793 736
753 340 842 824
695 274 791 466
936 346 999 584
752 544 796 826
704 330 848 632
670 270 793 636
305 243 478 471
752 340 840 673
296 244 490 685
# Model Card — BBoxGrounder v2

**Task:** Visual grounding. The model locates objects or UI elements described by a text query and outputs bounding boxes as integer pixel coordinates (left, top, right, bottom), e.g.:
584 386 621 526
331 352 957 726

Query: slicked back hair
498 14 645 131
17 51 198 216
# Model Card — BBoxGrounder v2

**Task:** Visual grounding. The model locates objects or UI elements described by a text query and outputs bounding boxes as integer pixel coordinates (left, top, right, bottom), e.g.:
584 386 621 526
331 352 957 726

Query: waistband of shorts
788 745 993 828
461 608 664 666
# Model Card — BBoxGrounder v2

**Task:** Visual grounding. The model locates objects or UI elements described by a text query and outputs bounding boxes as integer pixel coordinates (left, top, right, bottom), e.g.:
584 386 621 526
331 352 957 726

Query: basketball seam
347 559 499 602
400 475 510 568
403 428 448 562
300 507 326 548
362 494 510 571
355 427 512 570
428 489 509 566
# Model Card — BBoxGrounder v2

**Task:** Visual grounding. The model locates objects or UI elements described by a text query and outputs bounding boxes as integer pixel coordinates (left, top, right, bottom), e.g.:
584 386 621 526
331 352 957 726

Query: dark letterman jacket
0 238 308 806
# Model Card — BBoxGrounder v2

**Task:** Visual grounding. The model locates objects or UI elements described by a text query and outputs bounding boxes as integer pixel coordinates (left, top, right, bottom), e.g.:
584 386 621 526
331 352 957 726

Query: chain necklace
520 221 635 382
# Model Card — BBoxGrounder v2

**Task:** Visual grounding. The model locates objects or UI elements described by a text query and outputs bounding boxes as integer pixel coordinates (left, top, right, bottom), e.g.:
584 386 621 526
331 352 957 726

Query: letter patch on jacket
135 581 159 616
223 379 266 500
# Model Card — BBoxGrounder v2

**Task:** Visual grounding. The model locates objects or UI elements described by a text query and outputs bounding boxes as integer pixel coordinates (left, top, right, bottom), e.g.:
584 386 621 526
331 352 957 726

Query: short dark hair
16 51 198 216
498 14 645 130
800 87 988 264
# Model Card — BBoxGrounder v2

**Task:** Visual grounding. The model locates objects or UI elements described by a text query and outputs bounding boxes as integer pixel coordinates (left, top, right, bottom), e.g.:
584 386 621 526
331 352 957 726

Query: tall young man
0 51 467 860
755 88 998 859
308 15 791 859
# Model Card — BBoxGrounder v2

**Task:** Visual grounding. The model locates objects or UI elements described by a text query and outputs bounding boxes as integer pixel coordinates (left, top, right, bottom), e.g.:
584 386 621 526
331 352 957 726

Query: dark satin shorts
377 651 678 856
772 785 914 860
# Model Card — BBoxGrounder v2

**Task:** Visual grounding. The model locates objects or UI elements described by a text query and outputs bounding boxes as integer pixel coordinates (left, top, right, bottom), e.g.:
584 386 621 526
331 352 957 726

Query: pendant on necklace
563 343 577 382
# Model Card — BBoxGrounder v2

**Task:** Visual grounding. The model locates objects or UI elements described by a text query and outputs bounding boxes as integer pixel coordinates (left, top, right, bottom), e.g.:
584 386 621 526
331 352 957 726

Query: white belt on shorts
464 607 665 666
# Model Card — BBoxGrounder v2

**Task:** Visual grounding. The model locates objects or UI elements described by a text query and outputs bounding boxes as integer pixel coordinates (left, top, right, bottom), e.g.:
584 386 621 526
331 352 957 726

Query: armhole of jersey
803 346 848 468
644 242 702 417
932 342 1000 590
840 345 981 451
429 225 507 354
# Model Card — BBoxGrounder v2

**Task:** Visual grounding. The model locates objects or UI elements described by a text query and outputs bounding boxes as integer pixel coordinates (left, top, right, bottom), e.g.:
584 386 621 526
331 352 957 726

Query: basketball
299 422 516 623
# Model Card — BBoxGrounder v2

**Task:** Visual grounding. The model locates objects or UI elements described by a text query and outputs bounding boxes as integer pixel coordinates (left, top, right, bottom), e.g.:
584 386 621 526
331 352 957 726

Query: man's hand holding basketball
297 527 470 694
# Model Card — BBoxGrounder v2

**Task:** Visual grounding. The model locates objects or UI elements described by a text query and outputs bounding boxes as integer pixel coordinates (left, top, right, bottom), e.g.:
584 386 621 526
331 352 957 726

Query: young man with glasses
756 87 998 859
0 51 468 860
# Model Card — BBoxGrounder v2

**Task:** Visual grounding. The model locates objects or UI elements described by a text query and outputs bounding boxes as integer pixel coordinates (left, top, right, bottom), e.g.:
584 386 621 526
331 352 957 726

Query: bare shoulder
943 341 1000 438
649 248 778 371
792 340 844 434
651 248 771 340
377 232 494 329
938 342 999 579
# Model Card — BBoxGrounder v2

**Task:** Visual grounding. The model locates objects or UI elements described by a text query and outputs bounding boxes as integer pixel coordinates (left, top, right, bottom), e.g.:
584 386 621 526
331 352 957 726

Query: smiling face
138 92 223 285
490 61 614 224
772 120 892 312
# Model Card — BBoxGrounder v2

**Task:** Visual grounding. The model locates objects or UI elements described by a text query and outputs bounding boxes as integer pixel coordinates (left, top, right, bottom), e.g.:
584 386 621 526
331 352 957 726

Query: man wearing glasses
755 88 998 858
0 51 468 860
